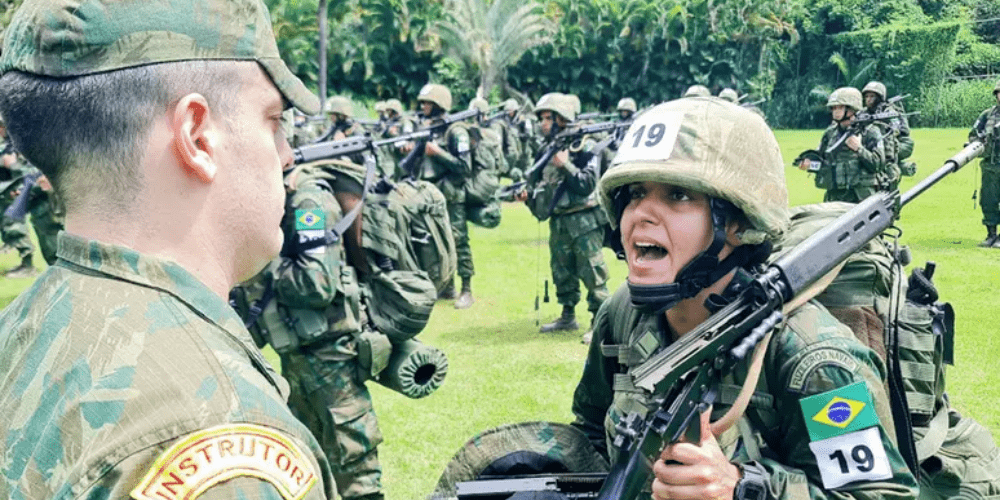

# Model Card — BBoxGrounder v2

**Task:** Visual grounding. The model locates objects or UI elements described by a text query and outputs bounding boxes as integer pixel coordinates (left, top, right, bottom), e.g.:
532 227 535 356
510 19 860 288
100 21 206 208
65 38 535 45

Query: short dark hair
0 61 248 213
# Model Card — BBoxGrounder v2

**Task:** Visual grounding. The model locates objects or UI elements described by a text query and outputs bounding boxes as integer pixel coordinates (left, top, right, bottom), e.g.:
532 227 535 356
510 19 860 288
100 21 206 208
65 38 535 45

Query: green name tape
798 381 880 441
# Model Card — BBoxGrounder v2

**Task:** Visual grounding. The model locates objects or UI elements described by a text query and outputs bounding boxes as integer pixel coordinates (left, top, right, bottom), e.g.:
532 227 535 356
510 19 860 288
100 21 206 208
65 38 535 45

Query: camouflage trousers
0 214 33 259
980 165 1000 226
823 184 878 204
447 201 474 279
281 336 384 500
548 207 611 314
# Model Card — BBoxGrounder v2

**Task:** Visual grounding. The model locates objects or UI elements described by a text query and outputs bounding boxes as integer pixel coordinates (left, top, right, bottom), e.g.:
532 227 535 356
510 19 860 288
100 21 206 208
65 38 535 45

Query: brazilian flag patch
798 381 879 441
295 209 325 231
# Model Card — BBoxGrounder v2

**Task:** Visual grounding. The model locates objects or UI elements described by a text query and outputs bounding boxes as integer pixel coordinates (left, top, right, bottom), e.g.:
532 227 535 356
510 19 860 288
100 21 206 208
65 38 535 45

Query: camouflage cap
0 0 320 115
602 98 789 243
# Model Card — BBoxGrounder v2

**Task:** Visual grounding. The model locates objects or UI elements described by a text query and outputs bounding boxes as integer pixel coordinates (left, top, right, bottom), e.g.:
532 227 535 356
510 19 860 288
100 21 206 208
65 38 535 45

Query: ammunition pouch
357 329 394 380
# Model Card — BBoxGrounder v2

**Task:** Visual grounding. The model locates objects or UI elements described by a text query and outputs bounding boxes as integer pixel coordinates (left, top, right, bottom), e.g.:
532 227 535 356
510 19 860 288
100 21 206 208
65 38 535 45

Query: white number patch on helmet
613 111 684 165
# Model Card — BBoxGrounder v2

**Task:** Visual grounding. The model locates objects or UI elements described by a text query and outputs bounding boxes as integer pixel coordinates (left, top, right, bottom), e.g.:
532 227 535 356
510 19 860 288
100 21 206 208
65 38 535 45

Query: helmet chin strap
628 197 761 316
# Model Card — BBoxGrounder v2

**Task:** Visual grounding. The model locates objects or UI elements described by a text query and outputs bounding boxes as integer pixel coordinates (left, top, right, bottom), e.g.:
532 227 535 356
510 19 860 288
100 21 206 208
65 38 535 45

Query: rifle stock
595 140 983 500
3 171 42 222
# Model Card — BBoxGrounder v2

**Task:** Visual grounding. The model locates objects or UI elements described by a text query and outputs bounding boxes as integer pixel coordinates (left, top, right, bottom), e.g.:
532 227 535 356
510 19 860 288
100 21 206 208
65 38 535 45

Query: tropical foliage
3 0 1000 127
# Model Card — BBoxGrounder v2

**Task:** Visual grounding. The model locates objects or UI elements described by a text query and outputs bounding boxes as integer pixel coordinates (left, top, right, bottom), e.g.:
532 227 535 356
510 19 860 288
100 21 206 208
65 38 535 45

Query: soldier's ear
171 93 218 183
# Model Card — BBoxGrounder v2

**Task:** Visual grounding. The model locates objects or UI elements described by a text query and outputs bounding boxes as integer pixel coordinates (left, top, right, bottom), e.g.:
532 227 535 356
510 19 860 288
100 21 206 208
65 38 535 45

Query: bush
912 78 996 127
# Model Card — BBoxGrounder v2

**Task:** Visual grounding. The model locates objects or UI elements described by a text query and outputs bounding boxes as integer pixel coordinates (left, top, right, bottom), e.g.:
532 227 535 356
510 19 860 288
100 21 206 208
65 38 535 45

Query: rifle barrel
901 140 983 207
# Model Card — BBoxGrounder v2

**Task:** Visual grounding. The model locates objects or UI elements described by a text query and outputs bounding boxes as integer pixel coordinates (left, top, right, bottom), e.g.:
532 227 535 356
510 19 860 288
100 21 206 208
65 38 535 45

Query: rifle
576 111 617 122
454 473 607 499
495 181 527 202
825 94 915 153
3 171 42 222
594 139 985 500
740 98 767 108
394 108 481 180
525 120 633 185
294 132 424 165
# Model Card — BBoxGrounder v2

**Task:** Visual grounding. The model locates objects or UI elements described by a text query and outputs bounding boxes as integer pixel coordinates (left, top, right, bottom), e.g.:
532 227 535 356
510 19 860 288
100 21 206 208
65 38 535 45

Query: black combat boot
455 277 474 309
979 225 997 247
437 278 456 301
540 305 579 333
4 254 38 279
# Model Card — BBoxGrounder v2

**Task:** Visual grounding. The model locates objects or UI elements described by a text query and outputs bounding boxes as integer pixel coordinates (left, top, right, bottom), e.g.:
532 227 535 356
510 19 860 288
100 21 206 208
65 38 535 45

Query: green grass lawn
2 128 998 499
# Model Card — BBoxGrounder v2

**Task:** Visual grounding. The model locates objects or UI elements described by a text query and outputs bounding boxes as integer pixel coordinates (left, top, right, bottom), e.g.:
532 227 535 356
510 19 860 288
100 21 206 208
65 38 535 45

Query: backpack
363 177 458 298
771 202 1000 498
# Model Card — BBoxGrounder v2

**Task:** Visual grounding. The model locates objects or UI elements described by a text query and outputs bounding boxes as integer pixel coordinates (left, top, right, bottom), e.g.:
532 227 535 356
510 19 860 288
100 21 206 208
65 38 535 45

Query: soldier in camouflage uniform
0 115 39 277
26 173 65 265
376 98 417 180
243 161 388 500
968 79 1000 247
0 0 339 499
799 87 887 203
415 83 478 308
317 95 366 143
490 98 524 182
572 97 918 499
862 81 915 190
522 93 611 338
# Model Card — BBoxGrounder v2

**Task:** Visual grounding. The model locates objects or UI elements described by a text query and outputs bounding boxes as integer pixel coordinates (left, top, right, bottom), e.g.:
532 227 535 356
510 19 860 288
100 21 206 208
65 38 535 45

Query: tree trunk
318 0 329 113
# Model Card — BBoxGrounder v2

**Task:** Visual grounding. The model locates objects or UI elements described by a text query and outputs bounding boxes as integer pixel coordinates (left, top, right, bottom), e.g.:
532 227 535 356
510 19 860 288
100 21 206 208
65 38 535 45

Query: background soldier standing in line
492 98 524 182
799 87 886 203
968 79 1000 247
0 0 338 498
862 81 915 190
416 83 477 308
0 114 38 277
318 95 367 143
683 84 711 98
521 93 611 342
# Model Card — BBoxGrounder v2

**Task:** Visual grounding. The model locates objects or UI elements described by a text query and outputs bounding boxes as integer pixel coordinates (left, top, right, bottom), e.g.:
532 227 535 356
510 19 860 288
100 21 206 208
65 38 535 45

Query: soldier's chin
627 261 675 286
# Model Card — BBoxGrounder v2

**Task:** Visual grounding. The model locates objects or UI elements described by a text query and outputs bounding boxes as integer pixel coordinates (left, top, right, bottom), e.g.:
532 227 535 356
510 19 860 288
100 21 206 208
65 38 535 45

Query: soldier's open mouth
634 242 667 262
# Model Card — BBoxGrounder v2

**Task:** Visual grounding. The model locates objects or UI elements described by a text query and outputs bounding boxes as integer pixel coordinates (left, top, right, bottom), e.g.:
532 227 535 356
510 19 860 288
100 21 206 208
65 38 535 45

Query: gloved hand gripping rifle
594 139 984 500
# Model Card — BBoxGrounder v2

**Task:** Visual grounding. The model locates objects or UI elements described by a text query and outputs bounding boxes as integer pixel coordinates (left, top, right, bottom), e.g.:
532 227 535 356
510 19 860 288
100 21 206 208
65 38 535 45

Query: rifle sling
708 262 845 438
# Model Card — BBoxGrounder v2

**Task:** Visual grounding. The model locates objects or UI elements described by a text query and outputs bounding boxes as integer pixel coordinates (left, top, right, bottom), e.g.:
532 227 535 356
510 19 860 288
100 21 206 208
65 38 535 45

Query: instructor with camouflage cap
572 97 916 498
0 0 336 499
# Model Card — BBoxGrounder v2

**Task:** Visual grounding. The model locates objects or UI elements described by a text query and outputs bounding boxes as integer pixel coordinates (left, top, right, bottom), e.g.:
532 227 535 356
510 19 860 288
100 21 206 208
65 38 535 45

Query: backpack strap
292 153 377 254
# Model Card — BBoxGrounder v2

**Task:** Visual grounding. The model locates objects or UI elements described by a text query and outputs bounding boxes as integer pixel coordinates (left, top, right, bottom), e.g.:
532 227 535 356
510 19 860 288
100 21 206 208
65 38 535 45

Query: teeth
634 242 667 261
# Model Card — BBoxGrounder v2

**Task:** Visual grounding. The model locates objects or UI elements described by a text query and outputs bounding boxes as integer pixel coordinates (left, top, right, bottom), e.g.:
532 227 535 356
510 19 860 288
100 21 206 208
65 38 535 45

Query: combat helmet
861 81 887 102
617 98 637 112
325 95 353 116
504 98 519 112
600 97 788 313
384 98 404 116
534 92 576 122
826 87 863 112
718 88 739 103
683 85 711 98
468 97 489 114
418 83 452 112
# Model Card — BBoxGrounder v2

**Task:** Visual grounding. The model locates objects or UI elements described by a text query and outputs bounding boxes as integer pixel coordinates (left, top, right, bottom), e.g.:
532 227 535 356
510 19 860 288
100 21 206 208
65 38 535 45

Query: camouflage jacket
815 122 887 191
261 164 366 351
571 285 918 499
526 135 601 219
970 105 1000 166
0 233 334 500
419 119 472 203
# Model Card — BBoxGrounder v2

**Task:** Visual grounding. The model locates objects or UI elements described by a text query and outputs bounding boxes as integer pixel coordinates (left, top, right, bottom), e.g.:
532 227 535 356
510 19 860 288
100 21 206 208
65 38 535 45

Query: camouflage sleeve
430 125 472 176
103 428 333 500
570 296 617 460
970 109 990 141
561 138 599 196
273 180 343 309
856 126 885 174
752 303 918 500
